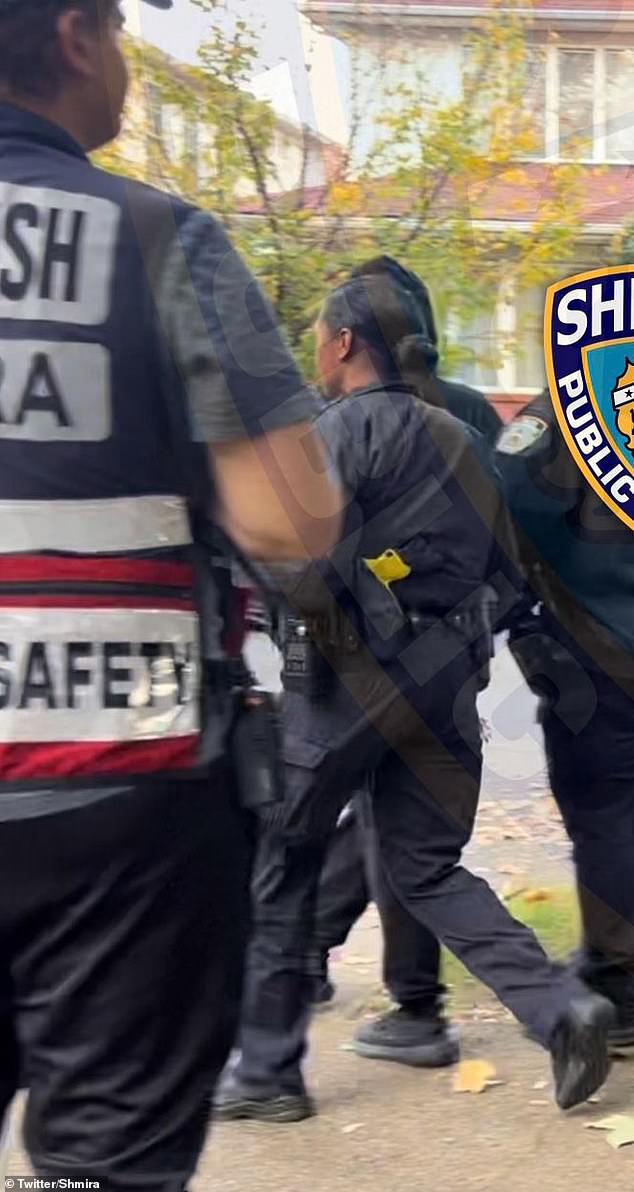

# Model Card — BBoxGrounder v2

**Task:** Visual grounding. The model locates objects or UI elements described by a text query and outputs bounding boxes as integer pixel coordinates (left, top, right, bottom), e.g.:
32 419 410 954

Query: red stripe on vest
0 737 199 782
0 595 195 610
0 556 193 587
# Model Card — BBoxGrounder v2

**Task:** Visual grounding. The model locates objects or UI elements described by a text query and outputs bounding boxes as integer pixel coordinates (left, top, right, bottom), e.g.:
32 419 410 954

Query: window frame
448 281 547 396
548 44 634 164
463 41 634 164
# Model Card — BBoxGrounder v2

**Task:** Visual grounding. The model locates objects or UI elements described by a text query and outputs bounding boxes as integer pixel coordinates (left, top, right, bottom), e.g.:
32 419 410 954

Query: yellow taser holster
363 548 412 593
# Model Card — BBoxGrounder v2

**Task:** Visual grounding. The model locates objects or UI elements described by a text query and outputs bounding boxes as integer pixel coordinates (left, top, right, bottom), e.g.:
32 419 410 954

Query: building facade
109 35 340 209
303 1 634 416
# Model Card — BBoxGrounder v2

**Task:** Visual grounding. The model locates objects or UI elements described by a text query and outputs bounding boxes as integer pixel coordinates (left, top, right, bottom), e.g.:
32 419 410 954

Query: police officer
307 258 503 1064
0 2 341 1185
351 255 503 444
496 389 634 1048
216 274 613 1124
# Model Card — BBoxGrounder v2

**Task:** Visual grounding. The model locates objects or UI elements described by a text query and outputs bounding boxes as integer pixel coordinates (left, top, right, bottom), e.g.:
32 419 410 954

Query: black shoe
305 955 336 1010
309 975 336 1009
608 988 634 1050
214 1078 315 1123
352 1007 460 1068
566 955 634 1051
549 993 614 1110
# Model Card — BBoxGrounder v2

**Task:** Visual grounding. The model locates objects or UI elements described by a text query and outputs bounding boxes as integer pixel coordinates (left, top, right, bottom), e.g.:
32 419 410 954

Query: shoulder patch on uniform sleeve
496 415 550 455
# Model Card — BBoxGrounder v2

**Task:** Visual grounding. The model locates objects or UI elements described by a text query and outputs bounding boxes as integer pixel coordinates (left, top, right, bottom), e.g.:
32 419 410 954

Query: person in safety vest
0 1 341 1187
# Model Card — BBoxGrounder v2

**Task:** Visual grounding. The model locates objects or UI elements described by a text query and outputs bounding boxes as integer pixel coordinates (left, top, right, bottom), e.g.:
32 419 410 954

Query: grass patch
444 887 580 1008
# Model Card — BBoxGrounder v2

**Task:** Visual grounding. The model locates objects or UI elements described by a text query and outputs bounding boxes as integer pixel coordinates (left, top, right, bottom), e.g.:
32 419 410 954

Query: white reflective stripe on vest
0 607 200 743
0 495 192 553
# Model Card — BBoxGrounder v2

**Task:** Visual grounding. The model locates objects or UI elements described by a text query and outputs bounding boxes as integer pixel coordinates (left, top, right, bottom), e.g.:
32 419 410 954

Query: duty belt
282 613 360 704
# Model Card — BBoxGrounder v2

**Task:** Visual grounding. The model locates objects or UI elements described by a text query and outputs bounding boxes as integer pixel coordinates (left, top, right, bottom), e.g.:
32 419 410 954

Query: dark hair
321 273 447 407
0 1 117 100
321 274 421 371
350 255 439 365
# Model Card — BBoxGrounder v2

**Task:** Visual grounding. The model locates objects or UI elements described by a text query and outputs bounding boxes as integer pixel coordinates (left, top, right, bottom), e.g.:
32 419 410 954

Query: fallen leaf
453 1060 498 1094
607 1120 634 1149
341 1123 365 1135
533 1080 549 1090
585 1115 633 1131
523 889 553 904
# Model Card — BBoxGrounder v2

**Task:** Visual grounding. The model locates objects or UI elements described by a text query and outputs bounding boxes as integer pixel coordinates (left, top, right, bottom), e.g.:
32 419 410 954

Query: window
605 50 634 162
558 49 594 159
462 44 634 163
161 105 185 161
552 46 634 162
456 307 500 390
449 285 546 393
521 47 547 159
513 287 546 392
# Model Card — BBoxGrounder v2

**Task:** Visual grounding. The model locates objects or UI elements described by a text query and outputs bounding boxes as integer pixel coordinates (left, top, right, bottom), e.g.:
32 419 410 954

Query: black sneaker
352 1007 460 1068
214 1077 315 1123
549 993 614 1110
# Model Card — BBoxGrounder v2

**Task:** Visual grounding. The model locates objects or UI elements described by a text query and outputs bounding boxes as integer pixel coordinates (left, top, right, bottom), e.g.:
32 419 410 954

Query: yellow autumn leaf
607 1120 634 1150
523 889 553 905
453 1059 498 1094
586 1115 633 1131
586 1114 634 1149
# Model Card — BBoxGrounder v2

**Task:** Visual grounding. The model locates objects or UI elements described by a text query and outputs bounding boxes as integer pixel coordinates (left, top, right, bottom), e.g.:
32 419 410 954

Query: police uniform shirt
496 391 634 666
0 103 318 820
436 377 503 446
292 384 508 636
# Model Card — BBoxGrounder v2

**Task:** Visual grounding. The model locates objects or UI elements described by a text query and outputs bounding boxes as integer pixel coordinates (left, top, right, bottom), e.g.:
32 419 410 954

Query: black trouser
235 636 585 1094
541 662 634 1000
311 796 443 1011
0 767 250 1191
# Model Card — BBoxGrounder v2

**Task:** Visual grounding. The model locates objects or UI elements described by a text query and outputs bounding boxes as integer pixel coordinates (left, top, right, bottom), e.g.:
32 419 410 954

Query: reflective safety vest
0 103 212 788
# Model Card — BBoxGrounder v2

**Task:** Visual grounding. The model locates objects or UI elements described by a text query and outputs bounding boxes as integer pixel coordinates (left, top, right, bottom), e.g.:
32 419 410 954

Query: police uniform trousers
0 766 250 1191
539 645 634 1000
310 795 443 1010
234 626 586 1095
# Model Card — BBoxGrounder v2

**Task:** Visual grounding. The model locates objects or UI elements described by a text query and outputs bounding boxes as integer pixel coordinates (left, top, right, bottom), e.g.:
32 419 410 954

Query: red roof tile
240 164 634 227
470 163 634 225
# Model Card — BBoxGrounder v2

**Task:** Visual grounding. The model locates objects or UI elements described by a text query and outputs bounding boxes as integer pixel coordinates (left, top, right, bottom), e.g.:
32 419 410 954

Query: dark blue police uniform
223 382 588 1104
309 384 502 1019
0 99 317 1186
497 390 634 1041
